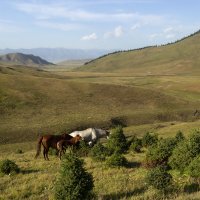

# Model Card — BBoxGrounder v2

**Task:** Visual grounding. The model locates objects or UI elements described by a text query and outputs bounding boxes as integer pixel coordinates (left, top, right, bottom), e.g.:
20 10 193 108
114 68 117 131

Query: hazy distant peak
0 53 54 66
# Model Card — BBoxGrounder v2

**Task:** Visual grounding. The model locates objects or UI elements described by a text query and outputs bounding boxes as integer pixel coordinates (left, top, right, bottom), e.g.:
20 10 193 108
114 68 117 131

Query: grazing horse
69 128 110 146
35 133 73 160
57 135 82 159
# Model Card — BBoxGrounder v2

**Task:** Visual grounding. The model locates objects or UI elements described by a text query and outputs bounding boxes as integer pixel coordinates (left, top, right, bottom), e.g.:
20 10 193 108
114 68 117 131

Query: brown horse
57 135 82 159
35 133 73 160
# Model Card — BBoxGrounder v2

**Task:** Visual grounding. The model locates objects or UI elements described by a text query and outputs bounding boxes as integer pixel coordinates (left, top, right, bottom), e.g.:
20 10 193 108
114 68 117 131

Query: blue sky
0 0 200 50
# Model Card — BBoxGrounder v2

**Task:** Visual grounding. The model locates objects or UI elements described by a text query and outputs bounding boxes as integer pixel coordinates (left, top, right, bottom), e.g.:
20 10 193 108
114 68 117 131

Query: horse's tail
35 136 43 159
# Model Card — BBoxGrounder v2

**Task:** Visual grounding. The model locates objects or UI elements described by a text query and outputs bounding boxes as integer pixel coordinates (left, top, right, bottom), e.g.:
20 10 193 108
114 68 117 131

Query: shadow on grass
21 169 40 174
101 187 146 200
126 161 141 168
184 183 200 194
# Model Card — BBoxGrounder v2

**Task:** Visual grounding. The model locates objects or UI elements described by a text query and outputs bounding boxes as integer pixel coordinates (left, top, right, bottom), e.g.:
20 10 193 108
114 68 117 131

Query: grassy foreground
1 136 200 200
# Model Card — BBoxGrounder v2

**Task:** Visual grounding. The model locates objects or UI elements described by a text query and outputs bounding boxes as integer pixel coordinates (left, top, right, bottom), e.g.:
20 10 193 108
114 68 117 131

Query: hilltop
77 30 200 75
0 53 54 66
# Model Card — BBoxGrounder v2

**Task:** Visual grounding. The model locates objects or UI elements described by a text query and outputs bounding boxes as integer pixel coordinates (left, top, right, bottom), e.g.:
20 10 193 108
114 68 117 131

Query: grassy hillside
0 65 197 144
77 31 200 74
0 53 53 66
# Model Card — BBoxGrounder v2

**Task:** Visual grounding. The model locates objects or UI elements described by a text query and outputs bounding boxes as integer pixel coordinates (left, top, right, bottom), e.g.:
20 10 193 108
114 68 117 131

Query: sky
0 0 200 50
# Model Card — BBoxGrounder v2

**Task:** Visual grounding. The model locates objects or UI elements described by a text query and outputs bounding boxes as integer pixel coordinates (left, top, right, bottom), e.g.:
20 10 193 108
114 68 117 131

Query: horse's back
69 128 94 140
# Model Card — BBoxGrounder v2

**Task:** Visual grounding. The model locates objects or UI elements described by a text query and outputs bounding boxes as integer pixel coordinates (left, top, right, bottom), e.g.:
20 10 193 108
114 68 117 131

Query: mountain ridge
0 53 54 66
78 30 200 75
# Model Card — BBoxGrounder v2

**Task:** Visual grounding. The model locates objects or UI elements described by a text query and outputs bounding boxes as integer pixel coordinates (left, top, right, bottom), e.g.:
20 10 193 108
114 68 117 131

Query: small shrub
187 156 200 183
145 138 177 168
169 140 192 172
54 151 94 200
0 159 20 175
106 126 127 154
169 130 200 172
74 140 91 157
142 132 158 148
106 153 128 168
175 130 185 143
90 143 108 162
129 136 142 153
146 166 172 191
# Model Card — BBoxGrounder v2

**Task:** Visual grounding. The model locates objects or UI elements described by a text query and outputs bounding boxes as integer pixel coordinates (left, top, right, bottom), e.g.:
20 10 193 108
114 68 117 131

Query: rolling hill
77 30 200 75
0 65 196 144
0 53 54 66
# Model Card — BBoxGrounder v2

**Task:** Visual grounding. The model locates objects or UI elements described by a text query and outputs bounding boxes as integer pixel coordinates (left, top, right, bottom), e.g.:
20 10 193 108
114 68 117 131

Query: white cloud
15 2 164 24
81 33 97 41
104 26 124 38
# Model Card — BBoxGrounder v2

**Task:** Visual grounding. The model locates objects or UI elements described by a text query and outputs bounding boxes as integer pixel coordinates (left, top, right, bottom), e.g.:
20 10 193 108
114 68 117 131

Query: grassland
0 63 199 199
1 136 200 200
78 31 200 75
0 31 200 199
1 65 199 145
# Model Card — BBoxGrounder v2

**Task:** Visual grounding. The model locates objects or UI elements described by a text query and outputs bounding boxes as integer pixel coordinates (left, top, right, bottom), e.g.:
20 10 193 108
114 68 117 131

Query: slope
77 30 200 75
0 65 195 144
0 53 54 66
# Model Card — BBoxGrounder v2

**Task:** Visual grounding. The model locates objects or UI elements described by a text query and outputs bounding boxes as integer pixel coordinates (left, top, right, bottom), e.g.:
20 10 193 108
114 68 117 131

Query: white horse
69 128 110 146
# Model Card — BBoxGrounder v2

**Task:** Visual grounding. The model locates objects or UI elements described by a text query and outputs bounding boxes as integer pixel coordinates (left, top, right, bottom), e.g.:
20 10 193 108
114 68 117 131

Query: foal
57 135 82 159
35 133 73 160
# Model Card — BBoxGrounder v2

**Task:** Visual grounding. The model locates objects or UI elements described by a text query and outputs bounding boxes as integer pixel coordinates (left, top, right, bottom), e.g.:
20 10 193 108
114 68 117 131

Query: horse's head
62 133 73 140
75 134 82 142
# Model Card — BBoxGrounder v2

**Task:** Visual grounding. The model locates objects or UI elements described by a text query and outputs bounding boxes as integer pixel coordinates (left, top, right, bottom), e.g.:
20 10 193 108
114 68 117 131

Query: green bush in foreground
169 130 200 172
106 153 128 168
145 138 177 168
129 136 142 153
142 132 158 148
0 159 20 175
146 166 172 191
74 140 91 157
90 143 108 162
187 156 200 183
106 126 127 154
54 151 94 200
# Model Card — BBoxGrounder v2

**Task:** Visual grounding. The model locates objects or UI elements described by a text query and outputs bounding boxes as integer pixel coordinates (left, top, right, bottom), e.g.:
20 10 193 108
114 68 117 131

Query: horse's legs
46 148 50 161
43 148 46 160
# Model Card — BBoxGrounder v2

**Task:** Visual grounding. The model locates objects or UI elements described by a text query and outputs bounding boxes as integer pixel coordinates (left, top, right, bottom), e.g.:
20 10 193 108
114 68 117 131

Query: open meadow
0 61 200 199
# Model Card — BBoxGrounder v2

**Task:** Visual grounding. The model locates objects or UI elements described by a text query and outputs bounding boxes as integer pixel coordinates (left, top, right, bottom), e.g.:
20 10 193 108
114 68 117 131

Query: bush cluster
145 138 177 168
142 132 158 148
146 166 172 191
74 140 91 157
169 130 200 172
106 153 128 168
187 156 200 183
129 136 142 153
90 143 108 162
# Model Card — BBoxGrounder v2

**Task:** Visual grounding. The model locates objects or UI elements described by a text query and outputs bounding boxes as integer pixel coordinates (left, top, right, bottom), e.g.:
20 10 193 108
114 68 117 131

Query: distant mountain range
0 48 112 63
0 53 53 66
